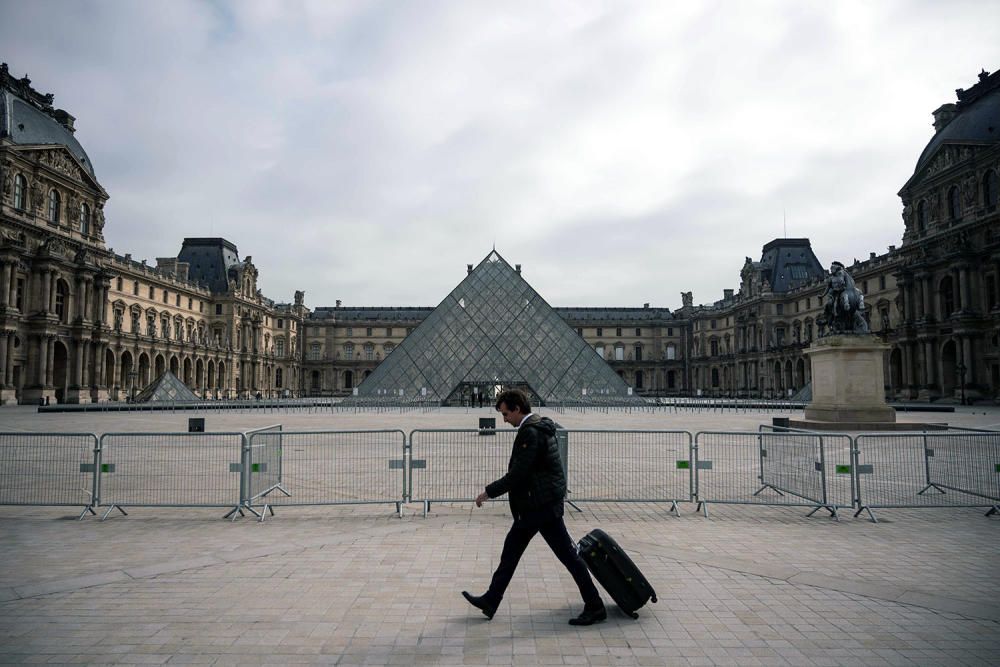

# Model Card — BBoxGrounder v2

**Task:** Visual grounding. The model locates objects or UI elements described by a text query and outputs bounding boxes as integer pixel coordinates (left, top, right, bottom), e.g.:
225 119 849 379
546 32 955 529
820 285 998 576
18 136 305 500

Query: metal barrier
562 430 692 515
409 429 518 513
0 433 99 518
693 431 849 518
854 432 1000 522
244 430 407 520
239 424 285 520
97 432 245 520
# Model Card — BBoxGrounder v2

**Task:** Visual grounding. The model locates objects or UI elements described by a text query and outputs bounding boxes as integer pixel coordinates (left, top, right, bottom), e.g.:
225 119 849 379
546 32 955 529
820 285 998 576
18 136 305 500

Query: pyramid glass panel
343 251 641 406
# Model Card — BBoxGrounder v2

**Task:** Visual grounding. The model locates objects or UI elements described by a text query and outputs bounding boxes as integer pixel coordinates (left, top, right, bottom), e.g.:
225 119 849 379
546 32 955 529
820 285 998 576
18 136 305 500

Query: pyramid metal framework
133 371 200 403
345 251 641 406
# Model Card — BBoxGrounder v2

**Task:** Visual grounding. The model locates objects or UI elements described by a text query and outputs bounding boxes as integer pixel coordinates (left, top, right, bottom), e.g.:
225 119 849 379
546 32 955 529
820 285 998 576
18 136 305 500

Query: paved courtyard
0 405 998 665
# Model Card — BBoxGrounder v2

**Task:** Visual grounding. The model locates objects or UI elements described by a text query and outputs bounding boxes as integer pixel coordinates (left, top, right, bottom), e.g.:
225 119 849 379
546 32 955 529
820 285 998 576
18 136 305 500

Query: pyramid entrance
343 251 641 407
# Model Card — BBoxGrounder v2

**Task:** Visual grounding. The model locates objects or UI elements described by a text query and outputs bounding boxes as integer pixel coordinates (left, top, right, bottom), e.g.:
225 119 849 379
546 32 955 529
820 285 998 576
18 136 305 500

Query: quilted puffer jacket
485 414 566 517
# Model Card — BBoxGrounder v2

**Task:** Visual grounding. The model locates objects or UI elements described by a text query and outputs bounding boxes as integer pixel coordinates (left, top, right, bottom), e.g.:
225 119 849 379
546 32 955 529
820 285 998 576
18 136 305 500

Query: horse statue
818 261 869 336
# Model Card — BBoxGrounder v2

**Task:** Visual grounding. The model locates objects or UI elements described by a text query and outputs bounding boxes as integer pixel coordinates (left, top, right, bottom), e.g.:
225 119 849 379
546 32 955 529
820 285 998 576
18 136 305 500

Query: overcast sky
3 1 998 309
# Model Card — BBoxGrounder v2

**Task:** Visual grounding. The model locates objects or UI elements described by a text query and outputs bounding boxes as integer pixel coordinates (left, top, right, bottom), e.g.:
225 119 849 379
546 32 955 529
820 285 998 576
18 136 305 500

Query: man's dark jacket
485 414 566 517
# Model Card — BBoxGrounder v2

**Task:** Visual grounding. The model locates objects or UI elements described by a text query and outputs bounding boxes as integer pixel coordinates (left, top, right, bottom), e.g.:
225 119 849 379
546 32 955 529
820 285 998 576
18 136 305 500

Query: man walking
462 389 606 625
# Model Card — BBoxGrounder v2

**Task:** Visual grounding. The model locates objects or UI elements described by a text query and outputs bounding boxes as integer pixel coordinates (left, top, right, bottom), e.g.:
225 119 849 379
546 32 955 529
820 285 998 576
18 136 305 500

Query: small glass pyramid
133 370 200 403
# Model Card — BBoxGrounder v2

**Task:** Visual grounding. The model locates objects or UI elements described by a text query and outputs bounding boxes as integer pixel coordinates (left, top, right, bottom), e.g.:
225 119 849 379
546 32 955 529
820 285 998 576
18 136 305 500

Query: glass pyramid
344 251 641 407
133 370 200 403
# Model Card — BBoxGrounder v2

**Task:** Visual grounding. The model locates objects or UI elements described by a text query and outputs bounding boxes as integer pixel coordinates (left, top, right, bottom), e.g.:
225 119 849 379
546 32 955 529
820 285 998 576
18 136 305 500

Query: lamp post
128 370 138 403
955 360 967 406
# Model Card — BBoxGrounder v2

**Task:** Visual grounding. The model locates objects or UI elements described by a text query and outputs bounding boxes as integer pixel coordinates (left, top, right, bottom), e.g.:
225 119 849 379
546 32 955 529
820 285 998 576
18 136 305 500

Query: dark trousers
485 505 602 608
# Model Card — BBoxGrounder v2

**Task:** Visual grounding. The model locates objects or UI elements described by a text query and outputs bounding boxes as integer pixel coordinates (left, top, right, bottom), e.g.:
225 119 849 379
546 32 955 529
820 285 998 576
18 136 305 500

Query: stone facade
2 63 997 404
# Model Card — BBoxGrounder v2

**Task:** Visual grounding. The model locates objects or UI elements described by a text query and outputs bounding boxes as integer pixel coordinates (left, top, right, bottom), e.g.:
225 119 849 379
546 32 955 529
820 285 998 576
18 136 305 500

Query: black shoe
569 605 607 626
462 591 497 620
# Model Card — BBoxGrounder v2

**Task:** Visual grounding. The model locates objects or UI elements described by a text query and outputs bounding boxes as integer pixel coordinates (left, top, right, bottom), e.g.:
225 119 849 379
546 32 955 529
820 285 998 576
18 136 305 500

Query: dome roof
0 64 96 178
913 69 1000 174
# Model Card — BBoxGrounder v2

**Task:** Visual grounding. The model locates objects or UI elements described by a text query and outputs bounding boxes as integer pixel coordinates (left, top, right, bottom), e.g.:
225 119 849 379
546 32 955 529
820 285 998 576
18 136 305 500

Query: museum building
1 62 998 404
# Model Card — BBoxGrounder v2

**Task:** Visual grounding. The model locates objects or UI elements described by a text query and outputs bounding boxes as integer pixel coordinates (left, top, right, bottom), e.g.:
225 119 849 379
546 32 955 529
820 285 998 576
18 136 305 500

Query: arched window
13 174 27 210
54 281 68 322
48 189 61 225
948 185 961 221
363 343 374 360
984 169 999 208
79 204 90 235
916 200 927 231
344 342 354 359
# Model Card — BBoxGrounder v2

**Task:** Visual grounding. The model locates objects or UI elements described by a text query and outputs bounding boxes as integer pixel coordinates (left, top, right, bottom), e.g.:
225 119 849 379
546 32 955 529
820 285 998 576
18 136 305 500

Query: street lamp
955 360 967 406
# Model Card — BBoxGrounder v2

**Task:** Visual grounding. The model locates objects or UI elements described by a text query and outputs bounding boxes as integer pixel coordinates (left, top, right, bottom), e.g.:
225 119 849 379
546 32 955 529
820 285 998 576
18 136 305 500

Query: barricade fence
0 433 99 518
245 430 406 517
2 428 997 521
854 432 1000 522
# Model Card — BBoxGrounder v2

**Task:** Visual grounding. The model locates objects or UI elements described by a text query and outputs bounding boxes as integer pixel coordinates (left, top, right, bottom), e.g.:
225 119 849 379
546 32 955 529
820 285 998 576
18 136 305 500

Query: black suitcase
578 528 657 618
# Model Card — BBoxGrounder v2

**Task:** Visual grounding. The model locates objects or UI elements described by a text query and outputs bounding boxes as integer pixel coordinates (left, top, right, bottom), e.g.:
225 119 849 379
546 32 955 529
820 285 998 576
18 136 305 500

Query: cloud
3 0 998 310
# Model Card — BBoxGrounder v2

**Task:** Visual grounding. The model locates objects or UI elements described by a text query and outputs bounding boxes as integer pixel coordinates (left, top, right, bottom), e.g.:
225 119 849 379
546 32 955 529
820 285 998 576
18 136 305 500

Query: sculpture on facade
818 261 869 335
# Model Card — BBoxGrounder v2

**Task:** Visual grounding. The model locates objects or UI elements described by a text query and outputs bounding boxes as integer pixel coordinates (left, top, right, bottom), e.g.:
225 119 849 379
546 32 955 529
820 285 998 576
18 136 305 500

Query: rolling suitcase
578 528 656 618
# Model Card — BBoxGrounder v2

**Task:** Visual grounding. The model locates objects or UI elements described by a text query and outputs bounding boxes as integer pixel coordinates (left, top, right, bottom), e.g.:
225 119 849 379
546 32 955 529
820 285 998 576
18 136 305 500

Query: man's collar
517 412 534 429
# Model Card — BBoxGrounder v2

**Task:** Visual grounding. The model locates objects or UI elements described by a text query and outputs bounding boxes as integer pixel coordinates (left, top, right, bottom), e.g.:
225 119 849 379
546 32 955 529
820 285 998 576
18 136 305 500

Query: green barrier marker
995 464 1000 473
101 463 112 473
676 460 690 470
251 463 261 472
836 465 851 474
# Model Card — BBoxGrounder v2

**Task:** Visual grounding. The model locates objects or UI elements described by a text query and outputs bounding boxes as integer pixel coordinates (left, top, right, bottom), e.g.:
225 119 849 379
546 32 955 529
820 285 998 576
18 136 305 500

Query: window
710 339 719 356
984 169 999 208
278 319 284 329
614 345 624 361
15 278 24 310
116 277 123 291
667 327 673 336
48 190 60 224
79 204 90 235
347 327 353 336
366 327 373 336
596 327 603 336
806 297 811 309
13 175 27 210
667 371 676 389
916 200 927 231
385 327 392 337
364 343 374 360
344 343 354 359
986 275 998 310
176 294 181 307
162 289 168 303
948 186 961 221
862 280 868 294
940 276 956 315
710 319 717 329
132 281 139 296
149 286 154 299
188 298 192 310
635 328 641 336
54 281 68 322
384 343 395 355
665 344 676 360
615 327 622 336
310 343 322 360
635 371 644 389
216 304 222 315
634 344 642 361
130 311 140 333
595 344 605 358
776 304 784 315
880 275 886 290
711 368 720 387
276 338 285 357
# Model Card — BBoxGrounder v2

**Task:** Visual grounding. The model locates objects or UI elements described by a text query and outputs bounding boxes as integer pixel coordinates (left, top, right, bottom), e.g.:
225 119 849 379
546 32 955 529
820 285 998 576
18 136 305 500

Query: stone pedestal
803 335 895 423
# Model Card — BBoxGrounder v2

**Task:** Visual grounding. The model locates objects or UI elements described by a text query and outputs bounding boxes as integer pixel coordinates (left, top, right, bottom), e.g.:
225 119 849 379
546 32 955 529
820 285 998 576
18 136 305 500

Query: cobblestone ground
0 405 998 665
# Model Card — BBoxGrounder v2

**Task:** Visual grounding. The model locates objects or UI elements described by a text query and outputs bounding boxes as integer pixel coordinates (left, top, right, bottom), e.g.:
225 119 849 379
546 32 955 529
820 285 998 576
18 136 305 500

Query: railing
1 427 996 523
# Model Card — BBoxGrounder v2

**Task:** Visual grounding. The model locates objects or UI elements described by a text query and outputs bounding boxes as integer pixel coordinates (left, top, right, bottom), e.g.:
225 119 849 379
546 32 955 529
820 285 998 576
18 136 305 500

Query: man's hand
475 490 489 507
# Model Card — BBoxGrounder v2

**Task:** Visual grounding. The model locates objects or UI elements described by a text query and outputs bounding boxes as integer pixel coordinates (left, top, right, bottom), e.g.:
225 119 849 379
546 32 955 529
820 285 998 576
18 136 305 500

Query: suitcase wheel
651 594 657 603
629 611 639 620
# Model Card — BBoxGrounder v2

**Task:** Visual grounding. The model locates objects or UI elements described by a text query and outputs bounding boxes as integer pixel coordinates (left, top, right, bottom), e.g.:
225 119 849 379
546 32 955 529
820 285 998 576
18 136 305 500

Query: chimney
888 245 896 252
467 264 473 274
53 109 75 133
724 289 734 300
869 252 876 260
932 103 958 132
335 299 342 307
643 303 649 309
515 264 521 274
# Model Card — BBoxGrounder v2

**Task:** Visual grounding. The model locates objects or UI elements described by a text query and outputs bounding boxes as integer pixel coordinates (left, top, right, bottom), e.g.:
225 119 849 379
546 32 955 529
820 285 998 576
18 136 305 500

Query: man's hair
495 388 531 414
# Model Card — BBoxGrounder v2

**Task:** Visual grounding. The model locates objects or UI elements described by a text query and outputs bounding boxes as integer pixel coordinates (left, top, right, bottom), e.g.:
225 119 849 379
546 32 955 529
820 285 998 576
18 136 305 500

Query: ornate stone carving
40 150 81 180
29 179 45 209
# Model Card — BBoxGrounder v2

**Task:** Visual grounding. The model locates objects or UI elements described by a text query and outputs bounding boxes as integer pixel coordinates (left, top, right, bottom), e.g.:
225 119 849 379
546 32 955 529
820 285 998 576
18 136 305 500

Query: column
41 271 52 313
958 267 971 313
923 340 935 387
0 262 10 307
4 334 13 387
961 336 974 385
45 337 55 386
82 341 91 388
0 331 7 386
8 268 17 308
37 336 49 386
72 340 84 386
48 271 57 313
901 343 912 387
922 276 933 319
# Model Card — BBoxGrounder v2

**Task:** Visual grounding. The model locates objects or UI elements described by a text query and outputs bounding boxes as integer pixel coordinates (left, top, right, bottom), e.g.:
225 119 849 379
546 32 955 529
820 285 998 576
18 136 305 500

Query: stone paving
0 405 998 665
